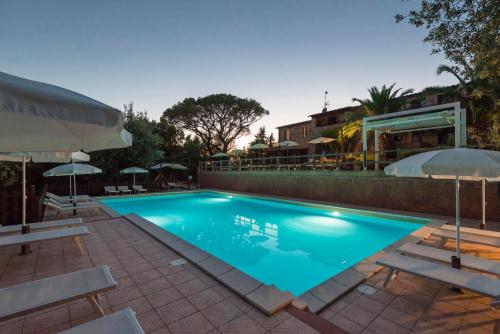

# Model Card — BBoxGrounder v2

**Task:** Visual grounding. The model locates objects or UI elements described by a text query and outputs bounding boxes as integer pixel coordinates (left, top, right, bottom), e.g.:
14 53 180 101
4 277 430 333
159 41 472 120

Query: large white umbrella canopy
0 151 90 232
384 148 500 266
278 141 298 147
212 152 229 158
0 71 133 152
151 163 188 170
43 163 102 177
308 137 335 144
120 167 149 187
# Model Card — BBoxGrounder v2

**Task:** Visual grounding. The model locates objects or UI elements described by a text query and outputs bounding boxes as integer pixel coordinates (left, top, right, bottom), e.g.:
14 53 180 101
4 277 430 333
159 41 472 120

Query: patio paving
0 206 498 334
0 208 327 334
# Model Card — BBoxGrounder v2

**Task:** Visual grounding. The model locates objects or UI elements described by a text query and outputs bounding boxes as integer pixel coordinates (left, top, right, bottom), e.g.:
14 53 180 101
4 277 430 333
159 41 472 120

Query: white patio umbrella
278 141 298 147
44 163 102 206
212 152 228 158
308 137 335 144
0 71 133 152
120 167 149 187
251 143 269 150
384 148 500 268
151 163 188 170
0 72 131 255
0 151 90 224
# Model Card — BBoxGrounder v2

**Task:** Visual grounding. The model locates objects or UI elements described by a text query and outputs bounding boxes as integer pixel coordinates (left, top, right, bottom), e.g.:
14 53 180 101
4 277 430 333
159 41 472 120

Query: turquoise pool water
102 192 425 295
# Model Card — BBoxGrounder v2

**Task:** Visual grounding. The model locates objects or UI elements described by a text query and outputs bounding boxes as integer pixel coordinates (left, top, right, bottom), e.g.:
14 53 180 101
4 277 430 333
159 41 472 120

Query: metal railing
199 145 465 172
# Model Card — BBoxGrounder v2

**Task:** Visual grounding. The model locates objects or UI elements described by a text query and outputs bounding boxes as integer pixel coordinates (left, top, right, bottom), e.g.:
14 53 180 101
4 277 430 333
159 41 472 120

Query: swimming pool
102 191 425 295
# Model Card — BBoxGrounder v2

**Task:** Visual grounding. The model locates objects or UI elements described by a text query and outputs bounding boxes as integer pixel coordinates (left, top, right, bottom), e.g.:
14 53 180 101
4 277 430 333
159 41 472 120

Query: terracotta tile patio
0 206 498 334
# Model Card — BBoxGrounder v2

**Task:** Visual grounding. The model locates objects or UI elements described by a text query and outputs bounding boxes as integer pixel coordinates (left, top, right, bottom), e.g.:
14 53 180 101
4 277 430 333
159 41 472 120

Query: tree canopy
163 94 269 155
396 0 499 146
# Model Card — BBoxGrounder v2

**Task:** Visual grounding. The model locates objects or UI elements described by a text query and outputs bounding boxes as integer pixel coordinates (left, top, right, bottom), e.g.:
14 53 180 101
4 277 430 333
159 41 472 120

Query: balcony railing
198 145 478 172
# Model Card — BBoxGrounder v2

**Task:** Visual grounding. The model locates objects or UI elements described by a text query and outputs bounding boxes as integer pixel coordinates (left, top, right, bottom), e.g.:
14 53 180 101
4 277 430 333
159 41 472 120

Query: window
285 129 290 140
301 126 309 138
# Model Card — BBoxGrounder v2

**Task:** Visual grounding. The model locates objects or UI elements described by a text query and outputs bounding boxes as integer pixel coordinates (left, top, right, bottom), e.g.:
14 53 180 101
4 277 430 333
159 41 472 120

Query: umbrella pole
479 179 486 229
72 174 77 215
451 176 461 269
133 173 136 187
20 155 31 255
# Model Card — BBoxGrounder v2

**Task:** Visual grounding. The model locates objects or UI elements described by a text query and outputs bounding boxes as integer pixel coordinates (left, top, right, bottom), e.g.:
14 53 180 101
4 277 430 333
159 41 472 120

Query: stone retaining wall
198 171 500 221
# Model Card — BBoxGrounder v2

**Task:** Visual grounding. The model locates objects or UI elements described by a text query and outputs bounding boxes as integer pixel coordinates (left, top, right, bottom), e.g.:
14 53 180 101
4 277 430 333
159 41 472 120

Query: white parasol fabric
278 141 298 147
120 167 149 187
0 71 132 152
43 163 102 177
308 137 335 144
384 148 500 266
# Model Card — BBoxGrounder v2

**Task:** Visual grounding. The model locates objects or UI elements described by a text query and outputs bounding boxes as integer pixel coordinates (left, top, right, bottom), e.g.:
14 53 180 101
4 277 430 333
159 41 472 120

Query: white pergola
362 102 467 170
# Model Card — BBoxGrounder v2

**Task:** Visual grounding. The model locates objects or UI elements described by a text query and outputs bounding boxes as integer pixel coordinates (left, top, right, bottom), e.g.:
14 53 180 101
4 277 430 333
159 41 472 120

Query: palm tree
352 83 414 116
335 83 414 153
436 63 498 125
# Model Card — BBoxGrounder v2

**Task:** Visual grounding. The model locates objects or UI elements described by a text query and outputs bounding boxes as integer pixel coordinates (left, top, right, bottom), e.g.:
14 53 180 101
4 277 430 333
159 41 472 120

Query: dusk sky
0 0 457 147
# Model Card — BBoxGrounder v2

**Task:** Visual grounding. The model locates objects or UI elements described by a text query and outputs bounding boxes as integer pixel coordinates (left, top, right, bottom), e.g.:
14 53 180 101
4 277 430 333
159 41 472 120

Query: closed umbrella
120 167 149 187
384 148 500 268
0 71 132 254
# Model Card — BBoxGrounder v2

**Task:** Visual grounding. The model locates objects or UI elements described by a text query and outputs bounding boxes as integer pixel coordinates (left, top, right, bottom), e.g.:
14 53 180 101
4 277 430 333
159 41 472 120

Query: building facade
276 87 459 155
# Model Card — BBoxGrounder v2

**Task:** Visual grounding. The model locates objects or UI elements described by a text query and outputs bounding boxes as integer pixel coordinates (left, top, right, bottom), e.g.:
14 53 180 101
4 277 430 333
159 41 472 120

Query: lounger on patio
117 186 132 195
0 226 89 255
0 265 116 322
0 217 83 234
132 185 147 193
46 192 91 203
398 243 500 276
44 199 99 218
432 229 500 248
440 225 500 239
57 307 144 334
104 186 120 195
376 253 500 308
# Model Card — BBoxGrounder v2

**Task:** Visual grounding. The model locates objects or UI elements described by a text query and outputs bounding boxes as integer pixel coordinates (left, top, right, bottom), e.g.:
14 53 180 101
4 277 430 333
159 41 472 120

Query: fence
199 146 457 172
0 185 43 226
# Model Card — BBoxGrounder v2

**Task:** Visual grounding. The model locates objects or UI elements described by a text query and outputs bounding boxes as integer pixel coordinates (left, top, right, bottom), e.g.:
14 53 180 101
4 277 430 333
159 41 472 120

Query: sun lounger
57 307 144 334
44 199 99 218
132 185 147 193
104 186 120 196
398 243 500 276
46 192 91 203
440 225 500 239
0 265 116 322
432 229 500 248
376 253 500 308
0 217 83 234
0 226 89 255
176 182 189 190
117 186 132 195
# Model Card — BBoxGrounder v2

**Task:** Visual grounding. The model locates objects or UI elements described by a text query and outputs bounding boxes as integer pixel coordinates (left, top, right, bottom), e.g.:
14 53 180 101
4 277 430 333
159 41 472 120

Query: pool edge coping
99 190 445 315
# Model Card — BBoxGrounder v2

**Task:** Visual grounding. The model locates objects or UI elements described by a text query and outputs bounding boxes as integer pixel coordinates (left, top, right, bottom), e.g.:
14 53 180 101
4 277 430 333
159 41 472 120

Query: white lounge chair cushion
376 253 500 298
0 226 89 248
440 225 500 239
57 308 144 334
45 200 99 212
0 218 83 234
432 229 500 247
0 265 116 321
398 243 500 276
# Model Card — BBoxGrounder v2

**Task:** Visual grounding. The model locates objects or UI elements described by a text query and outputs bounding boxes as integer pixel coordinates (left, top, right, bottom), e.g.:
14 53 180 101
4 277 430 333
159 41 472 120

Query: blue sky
0 0 457 147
